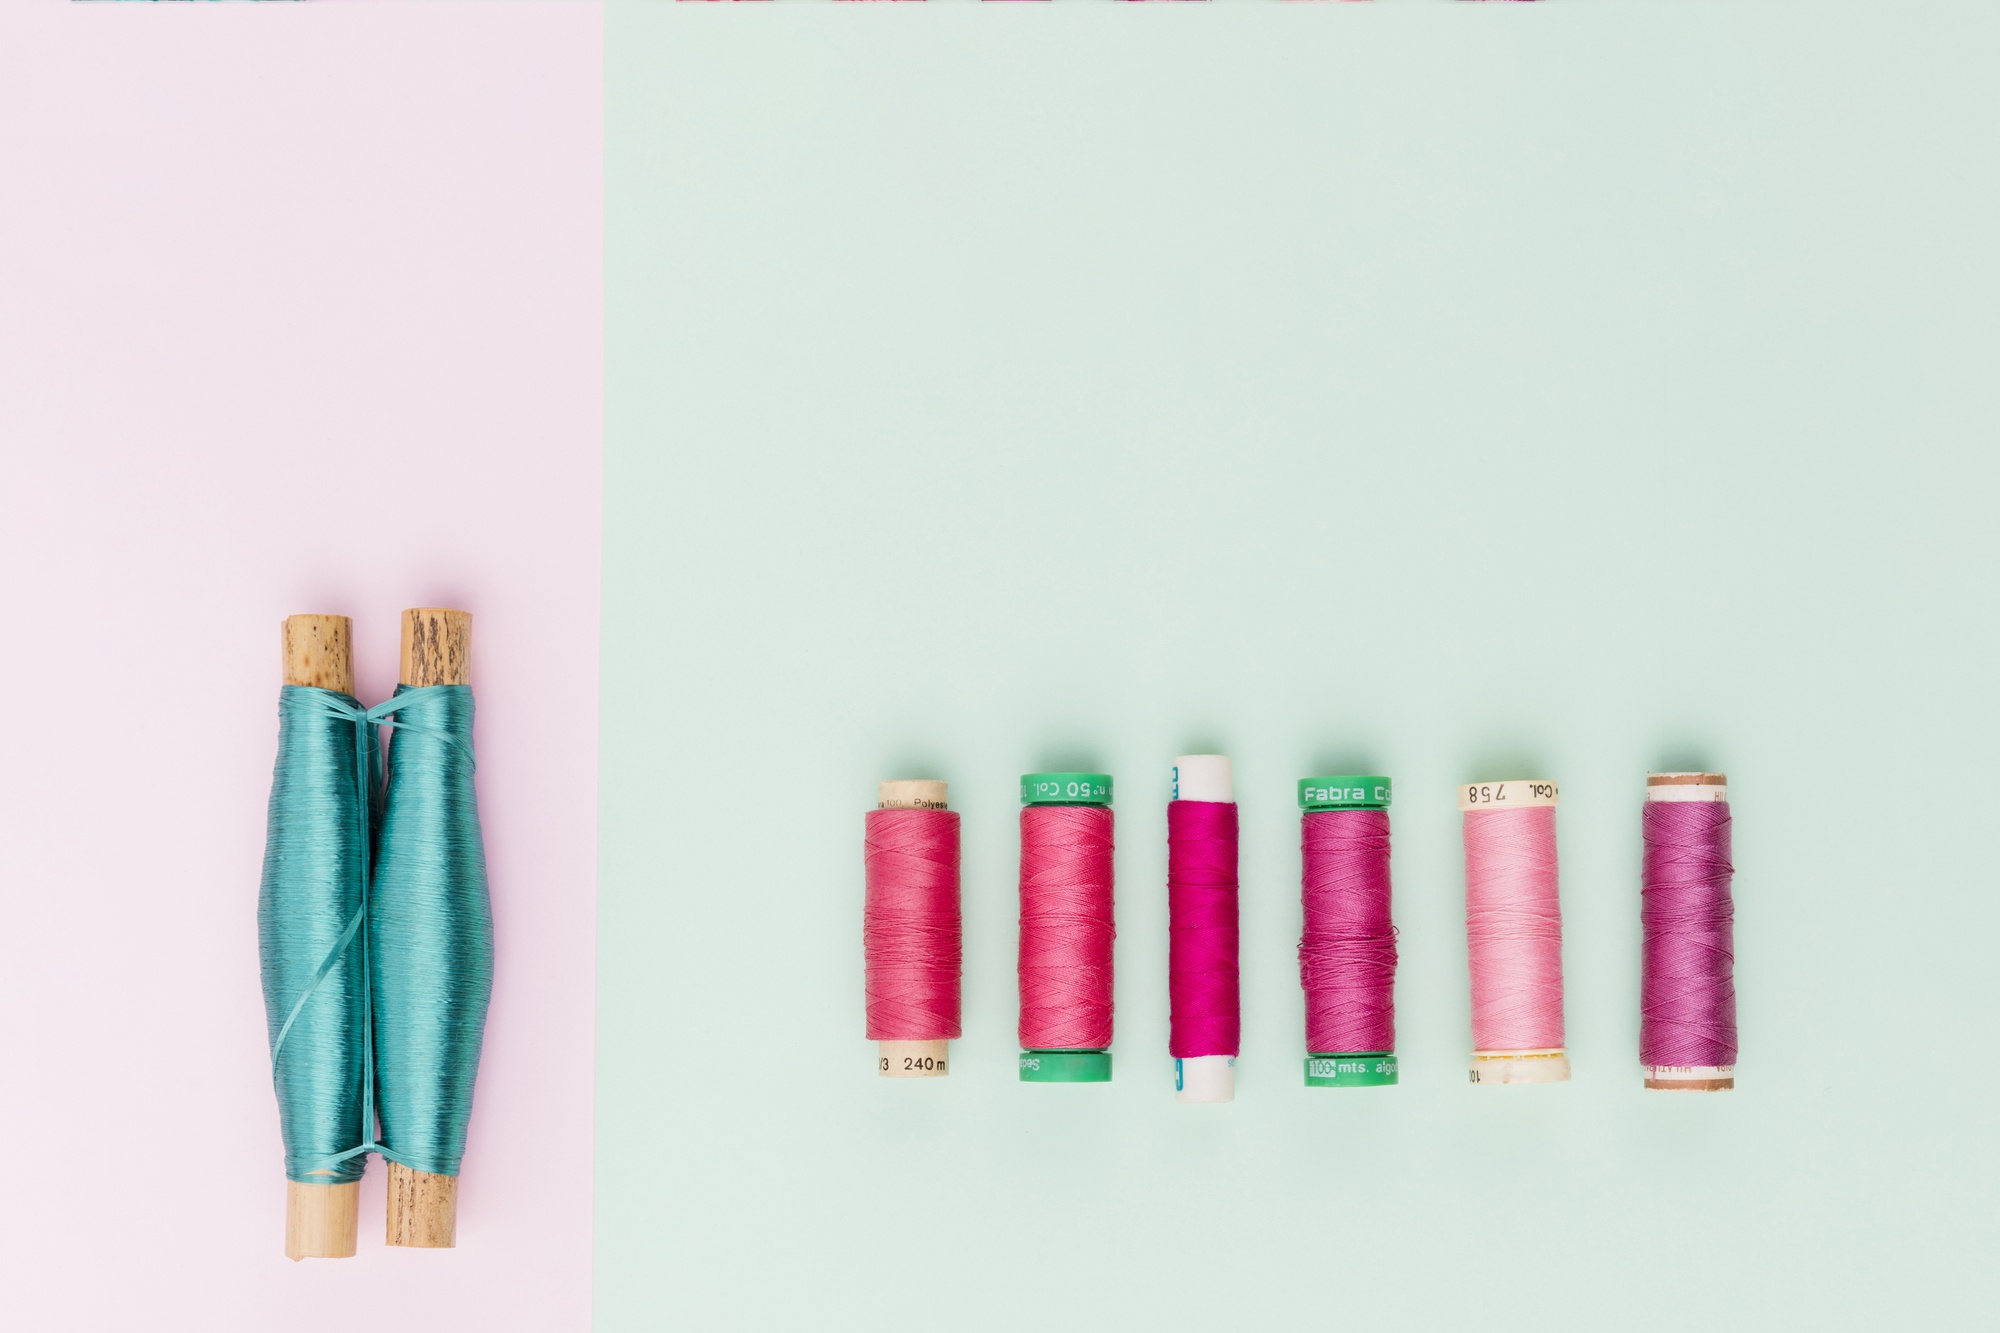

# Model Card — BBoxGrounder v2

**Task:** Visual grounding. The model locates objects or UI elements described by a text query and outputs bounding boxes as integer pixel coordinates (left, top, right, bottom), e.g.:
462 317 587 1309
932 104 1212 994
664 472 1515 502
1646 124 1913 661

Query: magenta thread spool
1460 780 1571 1085
1018 772 1115 1084
864 779 961 1078
1167 755 1239 1103
1298 777 1399 1088
1641 772 1737 1091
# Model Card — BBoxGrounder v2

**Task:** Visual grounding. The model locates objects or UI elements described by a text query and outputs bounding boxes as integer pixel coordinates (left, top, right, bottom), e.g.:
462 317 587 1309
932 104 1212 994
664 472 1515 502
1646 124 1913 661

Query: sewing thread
1642 776 1737 1083
1295 777 1398 1088
259 685 379 1185
1018 774 1115 1075
369 684 494 1180
1301 811 1396 1054
864 805 962 1042
1462 782 1566 1068
1167 798 1239 1060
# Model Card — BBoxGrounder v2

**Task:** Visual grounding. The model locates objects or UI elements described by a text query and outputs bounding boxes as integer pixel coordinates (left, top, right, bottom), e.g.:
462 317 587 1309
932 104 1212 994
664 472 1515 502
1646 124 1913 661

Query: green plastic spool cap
1020 773 1113 806
1020 1049 1113 1082
1298 776 1392 810
1304 1052 1399 1087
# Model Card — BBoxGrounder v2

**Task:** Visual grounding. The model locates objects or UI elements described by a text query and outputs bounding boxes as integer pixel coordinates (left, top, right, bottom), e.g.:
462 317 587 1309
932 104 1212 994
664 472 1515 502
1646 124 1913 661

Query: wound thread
1462 783 1566 1067
863 804 963 1042
1300 809 1397 1055
369 684 494 1180
1167 797 1239 1061
1018 774 1116 1062
1642 775 1737 1086
259 685 379 1186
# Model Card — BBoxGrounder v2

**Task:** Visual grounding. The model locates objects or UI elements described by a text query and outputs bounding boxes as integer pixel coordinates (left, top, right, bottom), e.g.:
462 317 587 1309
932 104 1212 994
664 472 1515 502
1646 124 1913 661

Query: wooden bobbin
1459 780 1572 1086
1644 772 1734 1092
283 613 354 696
875 779 951 1079
280 614 362 1261
386 607 472 1249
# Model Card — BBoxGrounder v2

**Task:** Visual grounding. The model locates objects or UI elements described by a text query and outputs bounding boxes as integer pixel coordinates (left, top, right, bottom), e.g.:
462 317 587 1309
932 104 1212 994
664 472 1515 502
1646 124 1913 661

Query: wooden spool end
286 1180 360 1261
282 614 354 693
877 779 948 811
400 607 472 688
386 1163 459 1248
879 1039 950 1078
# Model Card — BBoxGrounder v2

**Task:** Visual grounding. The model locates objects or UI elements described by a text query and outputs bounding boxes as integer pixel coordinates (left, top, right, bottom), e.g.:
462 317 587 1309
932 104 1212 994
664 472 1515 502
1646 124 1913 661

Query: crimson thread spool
864 779 962 1078
1168 755 1238 1103
1018 772 1115 1084
1298 776 1399 1089
1642 772 1737 1092
1460 780 1571 1085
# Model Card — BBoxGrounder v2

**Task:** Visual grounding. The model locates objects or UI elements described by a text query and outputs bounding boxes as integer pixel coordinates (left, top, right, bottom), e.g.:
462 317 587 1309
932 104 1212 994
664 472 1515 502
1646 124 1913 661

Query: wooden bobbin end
285 1180 360 1261
1469 1049 1572 1085
1646 1065 1735 1092
879 1040 950 1078
1646 772 1729 803
877 779 948 810
281 614 354 693
400 607 472 688
386 1162 459 1248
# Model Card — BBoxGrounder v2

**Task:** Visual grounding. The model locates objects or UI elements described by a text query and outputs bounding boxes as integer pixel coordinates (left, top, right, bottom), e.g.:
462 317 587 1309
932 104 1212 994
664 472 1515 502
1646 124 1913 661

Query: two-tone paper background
3 3 1994 1329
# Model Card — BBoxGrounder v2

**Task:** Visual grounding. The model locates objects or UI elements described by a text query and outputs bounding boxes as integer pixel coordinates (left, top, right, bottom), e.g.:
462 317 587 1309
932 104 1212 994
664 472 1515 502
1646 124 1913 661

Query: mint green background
604 6 1993 1328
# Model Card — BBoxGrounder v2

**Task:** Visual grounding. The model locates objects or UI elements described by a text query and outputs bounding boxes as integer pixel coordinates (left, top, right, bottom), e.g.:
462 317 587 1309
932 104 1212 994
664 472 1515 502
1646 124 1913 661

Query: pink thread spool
1642 772 1736 1091
1460 780 1570 1085
864 779 961 1078
1168 755 1238 1103
1298 776 1399 1089
1018 772 1115 1084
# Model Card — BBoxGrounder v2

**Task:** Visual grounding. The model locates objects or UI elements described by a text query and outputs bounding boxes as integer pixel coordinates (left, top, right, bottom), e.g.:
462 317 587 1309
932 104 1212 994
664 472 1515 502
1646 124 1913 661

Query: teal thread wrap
258 686 380 1186
370 683 494 1180
258 683 493 1185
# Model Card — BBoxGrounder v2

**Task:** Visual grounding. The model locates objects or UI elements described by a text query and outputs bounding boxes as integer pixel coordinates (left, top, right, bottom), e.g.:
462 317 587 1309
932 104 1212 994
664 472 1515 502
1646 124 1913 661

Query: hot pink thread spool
1168 755 1238 1103
1460 780 1570 1085
1641 772 1737 1091
864 779 961 1078
1018 772 1115 1084
1298 776 1399 1089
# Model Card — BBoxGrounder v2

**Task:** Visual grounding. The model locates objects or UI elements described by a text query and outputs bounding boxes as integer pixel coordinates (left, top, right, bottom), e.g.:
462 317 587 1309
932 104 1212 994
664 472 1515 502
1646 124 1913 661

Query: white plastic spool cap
1172 754 1234 803
1177 1055 1235 1103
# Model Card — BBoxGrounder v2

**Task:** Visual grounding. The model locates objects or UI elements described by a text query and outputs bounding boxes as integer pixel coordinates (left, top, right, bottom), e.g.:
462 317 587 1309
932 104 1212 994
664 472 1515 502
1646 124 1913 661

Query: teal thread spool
259 614 367 1260
374 608 493 1247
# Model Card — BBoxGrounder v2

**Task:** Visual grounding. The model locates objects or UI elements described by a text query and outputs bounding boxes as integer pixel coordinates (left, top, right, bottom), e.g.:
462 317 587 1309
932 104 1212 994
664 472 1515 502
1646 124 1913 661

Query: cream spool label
1469 1048 1571 1084
1646 1064 1734 1090
1646 772 1727 803
1458 780 1559 812
878 1040 949 1078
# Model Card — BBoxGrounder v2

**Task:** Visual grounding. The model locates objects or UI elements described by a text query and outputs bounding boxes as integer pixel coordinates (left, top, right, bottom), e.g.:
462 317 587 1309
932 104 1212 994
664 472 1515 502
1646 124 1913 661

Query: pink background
0 5 601 1328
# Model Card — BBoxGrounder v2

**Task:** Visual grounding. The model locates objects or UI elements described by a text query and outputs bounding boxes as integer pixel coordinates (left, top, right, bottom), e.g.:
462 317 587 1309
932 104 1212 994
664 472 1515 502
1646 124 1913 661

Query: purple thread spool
1298 776 1399 1089
1642 772 1737 1092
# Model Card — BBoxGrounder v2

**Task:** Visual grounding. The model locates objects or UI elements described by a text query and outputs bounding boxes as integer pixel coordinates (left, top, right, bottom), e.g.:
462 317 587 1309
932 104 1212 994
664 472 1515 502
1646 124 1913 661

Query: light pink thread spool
1460 780 1571 1085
